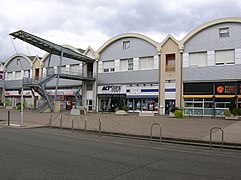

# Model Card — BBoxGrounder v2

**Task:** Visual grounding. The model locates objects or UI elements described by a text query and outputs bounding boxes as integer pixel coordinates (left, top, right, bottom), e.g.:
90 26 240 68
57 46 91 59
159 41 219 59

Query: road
0 127 241 179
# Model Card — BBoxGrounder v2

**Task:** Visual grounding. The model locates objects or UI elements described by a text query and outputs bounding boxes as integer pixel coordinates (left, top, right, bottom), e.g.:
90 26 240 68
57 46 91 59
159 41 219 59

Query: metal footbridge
10 30 95 112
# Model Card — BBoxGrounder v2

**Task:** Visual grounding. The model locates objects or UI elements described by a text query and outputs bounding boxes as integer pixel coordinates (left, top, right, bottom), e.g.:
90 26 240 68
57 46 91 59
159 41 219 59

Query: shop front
126 85 158 113
4 90 32 108
183 82 241 117
98 85 126 112
46 88 81 111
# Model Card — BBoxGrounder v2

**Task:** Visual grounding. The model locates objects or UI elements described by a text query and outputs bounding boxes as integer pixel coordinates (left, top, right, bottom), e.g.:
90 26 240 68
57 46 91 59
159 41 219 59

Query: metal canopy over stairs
10 30 95 112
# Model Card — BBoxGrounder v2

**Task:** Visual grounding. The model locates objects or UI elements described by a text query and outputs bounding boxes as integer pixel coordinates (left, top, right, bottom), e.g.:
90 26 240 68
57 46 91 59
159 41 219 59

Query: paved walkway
1 109 241 145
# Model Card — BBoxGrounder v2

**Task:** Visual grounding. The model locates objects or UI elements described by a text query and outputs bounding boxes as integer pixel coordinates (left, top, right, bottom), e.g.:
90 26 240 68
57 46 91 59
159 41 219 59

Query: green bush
16 104 21 110
170 106 179 113
175 110 183 118
224 109 231 116
232 107 241 116
122 105 129 112
5 98 11 106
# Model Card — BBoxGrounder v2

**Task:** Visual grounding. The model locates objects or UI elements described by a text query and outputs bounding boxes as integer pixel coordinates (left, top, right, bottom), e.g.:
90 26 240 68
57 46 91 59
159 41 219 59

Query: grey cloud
1 0 241 61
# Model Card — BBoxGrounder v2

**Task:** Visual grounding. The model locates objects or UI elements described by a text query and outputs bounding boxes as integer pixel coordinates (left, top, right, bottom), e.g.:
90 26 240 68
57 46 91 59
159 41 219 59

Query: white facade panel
133 57 139 70
183 53 189 67
98 61 103 73
235 48 241 64
154 55 159 69
115 59 120 72
207 51 215 66
86 91 93 99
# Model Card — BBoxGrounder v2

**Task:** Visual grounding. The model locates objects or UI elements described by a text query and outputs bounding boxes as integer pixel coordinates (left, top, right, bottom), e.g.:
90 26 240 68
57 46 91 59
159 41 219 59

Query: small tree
229 99 237 112
118 97 124 110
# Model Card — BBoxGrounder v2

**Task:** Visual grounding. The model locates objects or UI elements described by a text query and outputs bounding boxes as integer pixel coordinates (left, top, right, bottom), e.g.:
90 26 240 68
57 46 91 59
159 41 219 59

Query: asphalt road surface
1 127 241 180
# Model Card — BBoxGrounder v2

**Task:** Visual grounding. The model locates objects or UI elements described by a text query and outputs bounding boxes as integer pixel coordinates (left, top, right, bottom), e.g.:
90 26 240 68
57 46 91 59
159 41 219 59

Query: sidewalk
1 109 241 146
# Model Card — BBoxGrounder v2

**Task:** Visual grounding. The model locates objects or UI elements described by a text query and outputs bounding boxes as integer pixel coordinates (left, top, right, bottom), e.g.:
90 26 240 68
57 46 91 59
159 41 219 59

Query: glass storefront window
185 102 193 107
194 109 203 115
127 98 158 112
194 103 203 107
215 102 225 108
204 102 214 108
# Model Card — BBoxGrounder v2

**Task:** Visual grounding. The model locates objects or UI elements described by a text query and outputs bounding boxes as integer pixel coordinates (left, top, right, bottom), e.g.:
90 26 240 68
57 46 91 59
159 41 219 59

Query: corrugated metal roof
9 30 95 63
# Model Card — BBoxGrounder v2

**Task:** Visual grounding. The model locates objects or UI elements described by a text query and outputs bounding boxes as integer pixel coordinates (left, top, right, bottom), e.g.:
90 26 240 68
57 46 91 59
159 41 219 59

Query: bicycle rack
99 118 102 136
150 123 162 143
85 117 87 134
60 115 62 130
49 115 52 128
210 127 224 151
71 117 74 133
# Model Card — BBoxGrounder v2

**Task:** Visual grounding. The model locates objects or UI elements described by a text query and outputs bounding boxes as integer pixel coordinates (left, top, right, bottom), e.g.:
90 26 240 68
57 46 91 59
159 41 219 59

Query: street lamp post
20 87 23 126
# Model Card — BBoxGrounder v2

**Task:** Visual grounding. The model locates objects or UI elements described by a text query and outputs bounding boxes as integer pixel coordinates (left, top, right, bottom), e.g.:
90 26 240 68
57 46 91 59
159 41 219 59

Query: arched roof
181 17 241 47
4 53 32 68
96 33 159 58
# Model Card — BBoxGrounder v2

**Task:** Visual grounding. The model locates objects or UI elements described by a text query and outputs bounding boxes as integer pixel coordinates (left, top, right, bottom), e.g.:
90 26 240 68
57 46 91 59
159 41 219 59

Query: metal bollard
85 117 87 134
49 115 52 128
60 115 62 130
99 118 101 135
72 117 74 133
7 111 10 126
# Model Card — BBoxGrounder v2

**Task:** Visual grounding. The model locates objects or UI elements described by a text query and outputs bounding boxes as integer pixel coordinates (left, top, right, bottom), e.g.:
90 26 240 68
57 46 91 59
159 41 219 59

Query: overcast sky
1 0 241 61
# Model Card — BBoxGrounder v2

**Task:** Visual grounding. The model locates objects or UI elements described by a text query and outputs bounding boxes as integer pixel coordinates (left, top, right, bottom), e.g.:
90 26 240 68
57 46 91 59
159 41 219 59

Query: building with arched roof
96 33 160 113
181 17 241 116
3 53 33 108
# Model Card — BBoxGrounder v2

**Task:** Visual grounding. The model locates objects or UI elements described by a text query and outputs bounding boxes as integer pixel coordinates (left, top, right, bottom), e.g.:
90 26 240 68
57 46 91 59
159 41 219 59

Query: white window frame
219 27 229 38
215 49 235 65
189 52 207 67
103 60 115 73
139 56 154 70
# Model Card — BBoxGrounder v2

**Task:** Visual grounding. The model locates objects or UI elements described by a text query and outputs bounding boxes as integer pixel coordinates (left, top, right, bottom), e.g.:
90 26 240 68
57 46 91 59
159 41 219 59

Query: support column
53 49 64 111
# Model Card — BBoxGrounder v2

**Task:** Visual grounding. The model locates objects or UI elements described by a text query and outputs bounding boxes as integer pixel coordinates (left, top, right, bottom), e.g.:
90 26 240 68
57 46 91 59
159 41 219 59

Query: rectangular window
70 64 80 75
189 52 207 67
103 60 115 72
128 59 133 70
24 70 30 78
215 50 234 65
87 84 93 91
219 27 229 38
139 56 154 70
120 58 133 71
123 41 130 50
15 71 21 80
166 54 175 71
6 72 13 80
103 69 109 72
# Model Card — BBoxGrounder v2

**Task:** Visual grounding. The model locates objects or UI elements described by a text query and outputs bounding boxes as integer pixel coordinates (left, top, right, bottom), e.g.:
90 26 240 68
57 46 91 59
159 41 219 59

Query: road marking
34 129 241 159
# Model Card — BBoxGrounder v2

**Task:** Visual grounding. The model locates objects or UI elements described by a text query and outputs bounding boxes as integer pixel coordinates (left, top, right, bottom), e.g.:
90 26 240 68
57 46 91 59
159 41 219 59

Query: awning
183 95 213 98
9 30 95 63
215 95 236 98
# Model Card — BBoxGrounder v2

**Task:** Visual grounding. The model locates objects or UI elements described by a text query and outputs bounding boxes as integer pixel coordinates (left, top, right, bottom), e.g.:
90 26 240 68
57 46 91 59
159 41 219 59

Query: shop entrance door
165 100 175 114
